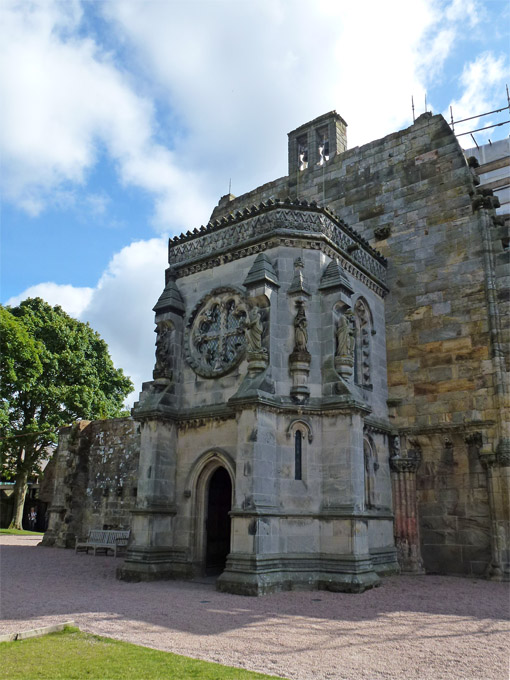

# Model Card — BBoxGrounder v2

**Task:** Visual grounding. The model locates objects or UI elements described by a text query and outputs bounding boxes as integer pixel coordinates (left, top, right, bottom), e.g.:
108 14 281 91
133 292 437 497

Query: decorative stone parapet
167 200 387 290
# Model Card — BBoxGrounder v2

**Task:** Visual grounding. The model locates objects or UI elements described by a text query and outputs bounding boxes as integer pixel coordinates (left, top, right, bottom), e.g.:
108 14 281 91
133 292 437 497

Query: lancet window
294 430 303 480
286 419 313 481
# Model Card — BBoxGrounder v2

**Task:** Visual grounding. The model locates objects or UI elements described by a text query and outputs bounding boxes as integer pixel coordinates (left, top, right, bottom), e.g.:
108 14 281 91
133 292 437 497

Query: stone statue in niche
243 304 268 375
293 302 308 353
154 321 173 381
334 310 355 381
335 311 355 360
289 300 311 402
364 438 379 509
390 434 401 458
244 306 265 354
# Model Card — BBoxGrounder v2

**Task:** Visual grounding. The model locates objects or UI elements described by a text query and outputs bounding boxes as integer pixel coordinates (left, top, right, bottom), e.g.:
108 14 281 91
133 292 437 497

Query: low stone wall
42 418 140 548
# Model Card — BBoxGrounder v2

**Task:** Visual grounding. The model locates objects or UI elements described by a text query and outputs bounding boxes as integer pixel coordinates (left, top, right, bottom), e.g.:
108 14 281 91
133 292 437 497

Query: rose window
187 290 248 377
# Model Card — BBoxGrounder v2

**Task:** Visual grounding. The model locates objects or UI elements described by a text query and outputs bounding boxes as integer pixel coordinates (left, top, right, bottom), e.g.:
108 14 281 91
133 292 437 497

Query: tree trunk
9 468 29 530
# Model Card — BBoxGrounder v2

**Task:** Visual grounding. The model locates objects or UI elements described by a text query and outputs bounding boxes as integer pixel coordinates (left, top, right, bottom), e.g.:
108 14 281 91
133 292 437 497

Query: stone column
390 439 424 573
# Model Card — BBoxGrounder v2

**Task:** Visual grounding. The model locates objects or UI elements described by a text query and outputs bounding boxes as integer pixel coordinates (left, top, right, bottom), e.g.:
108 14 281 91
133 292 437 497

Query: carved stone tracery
186 288 250 378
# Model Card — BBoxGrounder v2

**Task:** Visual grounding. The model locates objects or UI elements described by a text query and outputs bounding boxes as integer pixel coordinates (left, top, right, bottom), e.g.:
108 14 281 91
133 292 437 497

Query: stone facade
205 111 509 581
116 197 398 594
44 110 509 589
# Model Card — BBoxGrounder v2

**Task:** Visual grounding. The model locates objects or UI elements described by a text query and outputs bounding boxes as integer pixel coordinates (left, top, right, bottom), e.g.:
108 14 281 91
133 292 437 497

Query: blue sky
1 0 509 403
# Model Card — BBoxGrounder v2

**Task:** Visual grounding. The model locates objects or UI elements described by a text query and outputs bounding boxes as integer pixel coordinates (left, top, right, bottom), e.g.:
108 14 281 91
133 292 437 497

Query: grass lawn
0 528 44 535
0 627 287 680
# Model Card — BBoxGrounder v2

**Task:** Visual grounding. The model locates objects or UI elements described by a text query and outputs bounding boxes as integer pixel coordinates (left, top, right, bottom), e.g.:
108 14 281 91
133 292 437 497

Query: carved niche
333 303 355 380
354 298 373 388
186 288 249 378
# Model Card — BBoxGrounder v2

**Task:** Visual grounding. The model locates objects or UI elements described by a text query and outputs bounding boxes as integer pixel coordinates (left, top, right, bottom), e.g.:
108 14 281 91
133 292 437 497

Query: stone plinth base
117 546 192 582
216 553 381 596
369 546 401 575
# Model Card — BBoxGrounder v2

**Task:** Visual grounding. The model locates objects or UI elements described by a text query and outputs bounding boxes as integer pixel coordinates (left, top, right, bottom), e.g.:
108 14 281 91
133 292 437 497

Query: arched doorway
205 466 232 575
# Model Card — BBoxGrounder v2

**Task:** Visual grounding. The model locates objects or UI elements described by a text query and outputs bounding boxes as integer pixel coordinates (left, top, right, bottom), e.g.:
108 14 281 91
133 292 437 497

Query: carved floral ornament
185 287 263 378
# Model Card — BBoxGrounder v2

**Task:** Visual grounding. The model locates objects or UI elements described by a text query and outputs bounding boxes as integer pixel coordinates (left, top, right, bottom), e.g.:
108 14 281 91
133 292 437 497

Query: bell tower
287 110 347 176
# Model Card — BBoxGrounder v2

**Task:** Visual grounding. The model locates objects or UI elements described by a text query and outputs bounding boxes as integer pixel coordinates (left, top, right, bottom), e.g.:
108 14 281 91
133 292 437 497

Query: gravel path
1 535 509 680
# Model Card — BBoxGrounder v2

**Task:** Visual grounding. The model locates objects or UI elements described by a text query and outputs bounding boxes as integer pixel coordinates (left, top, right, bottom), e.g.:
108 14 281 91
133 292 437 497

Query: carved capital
479 452 498 470
496 437 510 467
465 431 483 449
390 449 421 473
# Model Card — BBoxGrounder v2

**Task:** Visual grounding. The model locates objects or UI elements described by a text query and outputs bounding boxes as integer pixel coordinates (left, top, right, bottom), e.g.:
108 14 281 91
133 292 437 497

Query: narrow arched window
294 430 302 480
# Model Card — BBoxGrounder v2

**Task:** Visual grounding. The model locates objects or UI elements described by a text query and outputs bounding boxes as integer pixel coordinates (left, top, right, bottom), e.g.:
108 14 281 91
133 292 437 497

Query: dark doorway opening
205 467 232 575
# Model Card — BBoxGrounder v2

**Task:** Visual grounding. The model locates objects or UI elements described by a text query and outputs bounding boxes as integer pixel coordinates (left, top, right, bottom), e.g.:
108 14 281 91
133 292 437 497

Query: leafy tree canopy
0 298 133 526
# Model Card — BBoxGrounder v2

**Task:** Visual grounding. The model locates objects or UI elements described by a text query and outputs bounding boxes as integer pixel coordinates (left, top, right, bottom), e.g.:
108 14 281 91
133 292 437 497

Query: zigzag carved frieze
169 208 387 285
174 237 387 298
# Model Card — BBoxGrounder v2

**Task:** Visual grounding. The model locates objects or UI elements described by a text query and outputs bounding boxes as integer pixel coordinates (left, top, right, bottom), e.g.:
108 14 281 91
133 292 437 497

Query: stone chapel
43 111 510 593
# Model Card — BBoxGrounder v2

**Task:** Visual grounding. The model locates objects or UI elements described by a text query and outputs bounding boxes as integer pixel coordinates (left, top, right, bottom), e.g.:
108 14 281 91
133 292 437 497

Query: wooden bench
75 529 130 558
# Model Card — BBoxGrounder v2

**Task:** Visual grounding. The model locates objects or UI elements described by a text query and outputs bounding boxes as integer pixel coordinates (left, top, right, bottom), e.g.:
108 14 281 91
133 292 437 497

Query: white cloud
0 0 212 230
2 0 501 228
86 193 110 217
5 282 94 317
103 0 486 198
82 238 168 404
445 52 510 146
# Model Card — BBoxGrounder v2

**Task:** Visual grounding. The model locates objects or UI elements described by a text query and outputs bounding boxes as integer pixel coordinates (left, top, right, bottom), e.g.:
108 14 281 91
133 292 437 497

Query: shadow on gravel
1 540 509 641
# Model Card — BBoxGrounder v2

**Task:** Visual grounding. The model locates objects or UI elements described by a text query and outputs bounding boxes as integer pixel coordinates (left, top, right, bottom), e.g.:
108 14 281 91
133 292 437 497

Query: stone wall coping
287 109 348 135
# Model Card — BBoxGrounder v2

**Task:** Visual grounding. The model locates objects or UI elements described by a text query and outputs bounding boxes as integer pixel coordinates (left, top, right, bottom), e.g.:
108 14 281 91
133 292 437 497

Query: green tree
0 298 133 529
